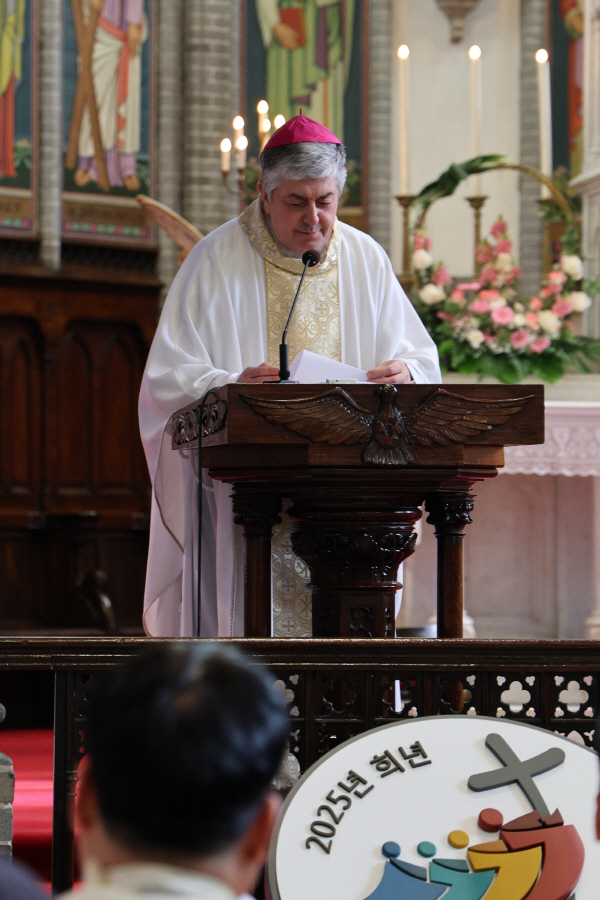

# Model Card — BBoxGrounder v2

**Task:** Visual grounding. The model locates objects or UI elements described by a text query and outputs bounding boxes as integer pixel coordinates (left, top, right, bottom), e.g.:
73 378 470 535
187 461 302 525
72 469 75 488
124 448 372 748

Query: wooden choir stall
171 383 545 639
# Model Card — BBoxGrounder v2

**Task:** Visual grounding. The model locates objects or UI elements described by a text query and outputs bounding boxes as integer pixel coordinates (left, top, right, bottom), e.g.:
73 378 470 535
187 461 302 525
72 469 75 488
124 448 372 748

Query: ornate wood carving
291 529 417 586
172 394 227 447
241 386 534 466
425 494 476 639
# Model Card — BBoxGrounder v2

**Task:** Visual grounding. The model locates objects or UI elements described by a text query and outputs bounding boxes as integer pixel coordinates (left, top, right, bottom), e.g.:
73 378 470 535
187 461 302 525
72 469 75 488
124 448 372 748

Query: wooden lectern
171 384 544 639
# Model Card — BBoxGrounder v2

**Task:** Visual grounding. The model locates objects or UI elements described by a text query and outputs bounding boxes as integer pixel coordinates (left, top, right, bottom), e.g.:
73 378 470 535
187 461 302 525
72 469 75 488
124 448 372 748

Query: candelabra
396 195 416 294
465 195 488 278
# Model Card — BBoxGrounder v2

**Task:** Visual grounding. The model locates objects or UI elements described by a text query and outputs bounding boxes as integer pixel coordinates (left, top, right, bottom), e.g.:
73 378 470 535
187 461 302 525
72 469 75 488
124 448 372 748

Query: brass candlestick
466 195 488 279
396 195 416 294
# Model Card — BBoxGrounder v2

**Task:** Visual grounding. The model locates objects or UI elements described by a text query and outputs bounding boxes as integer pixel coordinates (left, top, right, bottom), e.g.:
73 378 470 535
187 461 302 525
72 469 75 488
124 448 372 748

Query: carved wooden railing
0 638 598 893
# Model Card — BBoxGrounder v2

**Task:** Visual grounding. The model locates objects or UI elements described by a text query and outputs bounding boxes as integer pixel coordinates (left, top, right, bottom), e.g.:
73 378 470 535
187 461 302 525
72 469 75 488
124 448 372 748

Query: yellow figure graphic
468 846 542 900
0 0 26 178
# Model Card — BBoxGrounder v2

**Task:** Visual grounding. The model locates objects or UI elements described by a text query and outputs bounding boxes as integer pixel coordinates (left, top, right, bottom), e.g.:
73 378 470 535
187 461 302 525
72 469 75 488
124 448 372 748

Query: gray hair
259 142 347 199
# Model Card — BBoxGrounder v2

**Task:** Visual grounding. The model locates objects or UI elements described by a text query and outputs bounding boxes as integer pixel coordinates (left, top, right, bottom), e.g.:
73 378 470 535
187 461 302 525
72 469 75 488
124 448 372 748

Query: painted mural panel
0 0 37 236
244 0 366 227
62 0 155 244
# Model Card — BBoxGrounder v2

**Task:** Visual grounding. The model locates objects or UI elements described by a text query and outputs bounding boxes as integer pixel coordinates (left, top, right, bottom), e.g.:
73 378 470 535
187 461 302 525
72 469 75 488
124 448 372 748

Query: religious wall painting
0 0 38 236
244 0 367 230
551 0 584 178
61 0 156 244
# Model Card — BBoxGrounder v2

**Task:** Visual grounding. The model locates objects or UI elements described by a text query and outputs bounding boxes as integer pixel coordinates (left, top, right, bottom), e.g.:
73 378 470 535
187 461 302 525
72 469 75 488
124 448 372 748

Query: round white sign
268 716 600 900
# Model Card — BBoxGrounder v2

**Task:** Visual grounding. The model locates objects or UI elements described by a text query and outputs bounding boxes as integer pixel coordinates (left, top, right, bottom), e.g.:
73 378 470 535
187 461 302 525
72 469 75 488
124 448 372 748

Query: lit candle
397 44 410 195
260 115 271 153
233 115 245 151
220 138 231 174
469 44 482 195
535 48 553 199
257 100 269 147
235 135 248 170
274 114 286 130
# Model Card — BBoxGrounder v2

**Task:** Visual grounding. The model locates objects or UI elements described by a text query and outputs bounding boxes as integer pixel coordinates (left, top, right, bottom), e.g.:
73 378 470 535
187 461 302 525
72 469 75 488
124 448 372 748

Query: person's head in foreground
73 643 289 897
258 114 346 258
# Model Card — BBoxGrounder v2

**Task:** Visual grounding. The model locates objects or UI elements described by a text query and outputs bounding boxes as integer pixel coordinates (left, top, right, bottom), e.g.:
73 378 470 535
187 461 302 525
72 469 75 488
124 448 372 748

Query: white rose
412 249 434 271
465 328 485 349
514 301 524 312
560 254 584 281
497 252 513 273
418 283 446 305
513 313 527 327
488 296 507 309
568 290 592 312
538 309 562 335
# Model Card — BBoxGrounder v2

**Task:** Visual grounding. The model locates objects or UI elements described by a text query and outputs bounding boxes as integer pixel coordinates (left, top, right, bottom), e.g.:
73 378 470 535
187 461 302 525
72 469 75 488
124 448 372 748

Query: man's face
259 176 339 256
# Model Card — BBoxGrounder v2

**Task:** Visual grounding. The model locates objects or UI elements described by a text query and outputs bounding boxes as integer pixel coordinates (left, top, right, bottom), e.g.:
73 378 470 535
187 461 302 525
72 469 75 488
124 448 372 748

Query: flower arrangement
410 219 600 383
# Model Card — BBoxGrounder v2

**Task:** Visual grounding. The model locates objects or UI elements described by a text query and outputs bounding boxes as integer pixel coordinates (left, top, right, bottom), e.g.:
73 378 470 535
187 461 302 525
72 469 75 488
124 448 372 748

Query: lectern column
425 493 474 638
232 493 281 637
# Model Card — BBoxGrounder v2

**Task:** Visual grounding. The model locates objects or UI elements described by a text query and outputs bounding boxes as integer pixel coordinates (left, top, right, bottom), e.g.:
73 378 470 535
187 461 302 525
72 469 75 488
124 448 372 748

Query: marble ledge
442 373 600 476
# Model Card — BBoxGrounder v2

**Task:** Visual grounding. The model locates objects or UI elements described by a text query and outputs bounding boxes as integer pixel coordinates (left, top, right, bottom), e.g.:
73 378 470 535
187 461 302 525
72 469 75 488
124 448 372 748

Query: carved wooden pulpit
171 384 544 638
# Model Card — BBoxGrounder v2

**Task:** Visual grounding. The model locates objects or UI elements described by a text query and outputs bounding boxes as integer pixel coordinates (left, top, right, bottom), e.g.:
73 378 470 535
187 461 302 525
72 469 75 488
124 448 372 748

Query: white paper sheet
289 349 369 384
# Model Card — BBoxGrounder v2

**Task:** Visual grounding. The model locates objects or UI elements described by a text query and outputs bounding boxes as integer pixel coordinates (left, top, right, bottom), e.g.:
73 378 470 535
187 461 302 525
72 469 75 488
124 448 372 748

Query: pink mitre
263 113 341 151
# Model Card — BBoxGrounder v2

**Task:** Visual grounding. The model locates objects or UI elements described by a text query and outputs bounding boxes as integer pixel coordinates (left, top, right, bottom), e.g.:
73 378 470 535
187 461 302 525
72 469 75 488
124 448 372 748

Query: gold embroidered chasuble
239 199 341 637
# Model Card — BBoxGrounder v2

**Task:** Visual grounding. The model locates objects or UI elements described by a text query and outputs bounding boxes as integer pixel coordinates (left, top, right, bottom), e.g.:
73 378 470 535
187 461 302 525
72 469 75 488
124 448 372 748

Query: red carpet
1 729 54 881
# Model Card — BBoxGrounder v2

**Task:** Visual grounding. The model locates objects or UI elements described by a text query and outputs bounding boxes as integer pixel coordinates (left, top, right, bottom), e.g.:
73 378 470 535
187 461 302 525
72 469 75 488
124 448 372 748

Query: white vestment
60 863 242 900
139 210 441 637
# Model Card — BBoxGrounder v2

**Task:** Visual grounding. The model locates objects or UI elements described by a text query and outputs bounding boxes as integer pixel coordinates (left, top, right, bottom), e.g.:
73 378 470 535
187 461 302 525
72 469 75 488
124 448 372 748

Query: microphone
279 249 321 383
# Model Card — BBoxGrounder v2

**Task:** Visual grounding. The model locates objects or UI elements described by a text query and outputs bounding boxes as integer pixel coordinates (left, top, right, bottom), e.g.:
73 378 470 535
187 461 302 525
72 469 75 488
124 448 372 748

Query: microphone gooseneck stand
278 248 321 383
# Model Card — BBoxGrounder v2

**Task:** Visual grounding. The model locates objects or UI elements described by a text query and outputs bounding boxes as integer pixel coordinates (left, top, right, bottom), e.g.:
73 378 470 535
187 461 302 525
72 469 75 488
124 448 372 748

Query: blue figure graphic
362 844 446 900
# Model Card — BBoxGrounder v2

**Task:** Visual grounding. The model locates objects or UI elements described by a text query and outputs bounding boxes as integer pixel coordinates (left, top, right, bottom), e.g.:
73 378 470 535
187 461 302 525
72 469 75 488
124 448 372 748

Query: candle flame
535 48 549 64
262 119 271 133
220 138 232 153
274 114 286 129
469 45 481 60
233 116 245 131
398 44 409 59
236 135 248 150
257 100 269 115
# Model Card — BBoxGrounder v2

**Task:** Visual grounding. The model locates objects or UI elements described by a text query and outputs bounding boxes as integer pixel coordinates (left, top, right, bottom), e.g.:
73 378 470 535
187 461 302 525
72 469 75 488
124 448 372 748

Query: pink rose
540 286 553 299
552 297 574 317
476 243 494 264
510 330 532 349
480 265 499 286
432 264 452 286
491 306 515 325
496 238 512 254
525 312 540 330
456 282 481 292
529 336 551 354
483 333 495 342
450 289 465 304
529 297 543 311
413 234 426 250
478 289 501 301
548 270 567 285
470 299 491 314
425 236 432 251
490 219 508 238
508 266 522 281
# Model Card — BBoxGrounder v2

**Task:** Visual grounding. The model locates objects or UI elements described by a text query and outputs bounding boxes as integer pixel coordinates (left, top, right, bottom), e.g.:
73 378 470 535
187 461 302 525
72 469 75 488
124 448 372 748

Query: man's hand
127 23 143 55
273 21 302 50
367 360 413 384
237 362 280 383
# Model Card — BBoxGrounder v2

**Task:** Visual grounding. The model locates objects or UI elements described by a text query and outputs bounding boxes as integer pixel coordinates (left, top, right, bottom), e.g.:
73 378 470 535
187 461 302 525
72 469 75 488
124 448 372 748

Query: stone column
519 0 546 296
182 0 239 237
368 0 392 255
39 0 63 271
156 0 185 295
0 704 14 858
570 0 600 338
585 477 600 637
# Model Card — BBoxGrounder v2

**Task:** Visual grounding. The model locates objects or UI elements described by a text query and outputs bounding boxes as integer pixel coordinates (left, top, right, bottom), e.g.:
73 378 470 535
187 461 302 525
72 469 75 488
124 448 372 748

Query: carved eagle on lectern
240 386 533 465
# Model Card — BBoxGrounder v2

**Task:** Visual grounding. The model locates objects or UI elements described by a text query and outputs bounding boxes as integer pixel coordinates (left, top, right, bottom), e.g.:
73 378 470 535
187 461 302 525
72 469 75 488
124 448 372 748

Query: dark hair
85 643 289 856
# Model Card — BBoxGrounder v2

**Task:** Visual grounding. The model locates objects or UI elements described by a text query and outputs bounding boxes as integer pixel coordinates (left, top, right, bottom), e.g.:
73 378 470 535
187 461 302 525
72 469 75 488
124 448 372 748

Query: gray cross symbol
467 733 565 820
